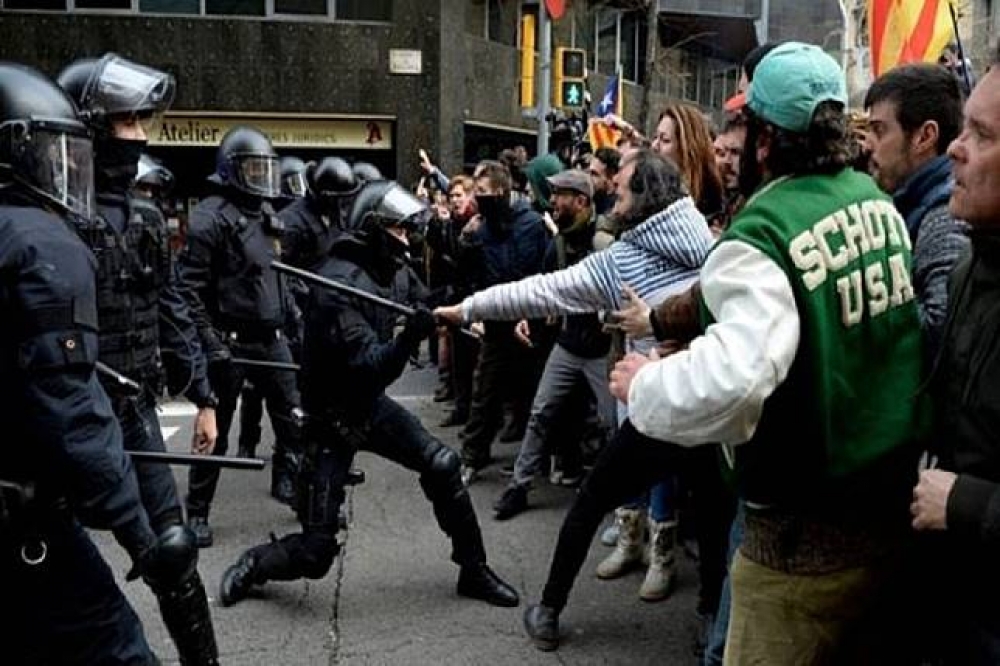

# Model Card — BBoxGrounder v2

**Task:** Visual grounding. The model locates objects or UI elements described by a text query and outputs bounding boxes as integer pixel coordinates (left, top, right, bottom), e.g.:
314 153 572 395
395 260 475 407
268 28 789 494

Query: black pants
237 380 265 456
460 329 544 467
247 395 489 583
4 516 155 665
115 390 183 534
541 419 734 614
187 336 302 518
449 325 479 419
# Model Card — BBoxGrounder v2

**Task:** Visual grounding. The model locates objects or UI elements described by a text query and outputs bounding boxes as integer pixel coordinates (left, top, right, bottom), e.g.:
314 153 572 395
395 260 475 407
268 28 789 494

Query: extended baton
129 450 266 470
271 261 480 339
231 358 301 372
96 361 142 395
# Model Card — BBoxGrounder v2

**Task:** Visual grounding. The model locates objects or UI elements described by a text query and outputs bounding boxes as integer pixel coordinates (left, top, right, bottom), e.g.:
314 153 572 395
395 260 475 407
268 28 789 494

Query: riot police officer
57 54 220 664
352 160 383 184
0 61 184 666
280 155 359 270
218 180 519 609
134 152 175 204
279 155 309 204
179 126 303 543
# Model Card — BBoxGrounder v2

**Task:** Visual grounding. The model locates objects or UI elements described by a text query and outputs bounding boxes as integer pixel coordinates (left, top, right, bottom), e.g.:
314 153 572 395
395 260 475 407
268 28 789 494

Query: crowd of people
3 33 1000 666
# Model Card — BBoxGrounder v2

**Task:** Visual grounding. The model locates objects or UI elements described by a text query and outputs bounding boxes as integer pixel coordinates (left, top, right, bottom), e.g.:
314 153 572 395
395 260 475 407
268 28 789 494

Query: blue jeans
624 479 675 522
704 501 745 666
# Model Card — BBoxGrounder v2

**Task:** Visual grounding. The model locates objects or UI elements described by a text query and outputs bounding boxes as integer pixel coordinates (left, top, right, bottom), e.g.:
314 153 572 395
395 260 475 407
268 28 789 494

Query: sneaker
188 516 213 549
493 485 529 521
600 522 620 547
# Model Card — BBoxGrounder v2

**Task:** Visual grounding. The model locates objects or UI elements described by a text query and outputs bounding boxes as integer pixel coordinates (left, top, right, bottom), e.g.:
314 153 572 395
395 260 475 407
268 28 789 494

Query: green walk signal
561 81 584 107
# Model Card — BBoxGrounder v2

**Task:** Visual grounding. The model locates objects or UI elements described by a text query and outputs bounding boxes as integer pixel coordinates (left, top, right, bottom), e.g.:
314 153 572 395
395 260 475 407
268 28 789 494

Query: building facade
0 0 767 205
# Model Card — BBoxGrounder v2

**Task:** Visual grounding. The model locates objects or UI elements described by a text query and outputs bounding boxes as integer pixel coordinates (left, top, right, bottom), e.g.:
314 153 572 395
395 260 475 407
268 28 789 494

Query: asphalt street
95 365 705 665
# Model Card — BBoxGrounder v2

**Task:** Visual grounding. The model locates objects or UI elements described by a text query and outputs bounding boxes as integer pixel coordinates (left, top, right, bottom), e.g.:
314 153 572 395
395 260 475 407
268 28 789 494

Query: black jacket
300 239 419 422
0 202 153 558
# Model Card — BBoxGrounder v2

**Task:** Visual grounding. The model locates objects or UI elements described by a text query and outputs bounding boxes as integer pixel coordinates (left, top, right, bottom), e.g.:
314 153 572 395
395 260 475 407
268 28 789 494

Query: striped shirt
462 196 714 351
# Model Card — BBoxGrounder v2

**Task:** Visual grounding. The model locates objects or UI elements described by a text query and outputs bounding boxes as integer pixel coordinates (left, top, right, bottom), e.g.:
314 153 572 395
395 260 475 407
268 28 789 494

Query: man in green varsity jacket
609 42 927 665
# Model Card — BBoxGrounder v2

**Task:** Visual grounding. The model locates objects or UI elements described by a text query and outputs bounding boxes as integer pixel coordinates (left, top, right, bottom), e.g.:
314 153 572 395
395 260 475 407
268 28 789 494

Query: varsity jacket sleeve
912 206 969 354
460 251 616 322
627 240 800 446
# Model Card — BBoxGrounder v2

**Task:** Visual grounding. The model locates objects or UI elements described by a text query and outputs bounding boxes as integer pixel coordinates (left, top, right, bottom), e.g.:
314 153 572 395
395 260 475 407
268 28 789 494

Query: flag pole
947 0 973 93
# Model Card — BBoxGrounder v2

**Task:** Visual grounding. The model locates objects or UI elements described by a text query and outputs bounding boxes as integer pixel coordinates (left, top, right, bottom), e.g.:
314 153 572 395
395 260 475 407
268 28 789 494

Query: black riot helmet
351 161 383 184
308 156 360 208
208 126 281 200
346 180 426 249
134 153 174 197
57 53 175 136
279 156 308 199
0 62 95 219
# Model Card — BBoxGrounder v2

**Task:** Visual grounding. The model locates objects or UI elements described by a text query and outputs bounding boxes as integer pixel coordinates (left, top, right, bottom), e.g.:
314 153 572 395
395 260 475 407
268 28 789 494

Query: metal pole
230 358 301 372
948 2 973 93
537 4 552 156
271 261 415 316
756 0 770 44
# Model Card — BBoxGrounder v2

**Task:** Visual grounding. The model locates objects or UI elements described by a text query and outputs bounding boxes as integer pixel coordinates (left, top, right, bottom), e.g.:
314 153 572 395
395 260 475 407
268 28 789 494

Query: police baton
96 361 143 396
230 358 301 372
270 261 479 339
129 450 266 470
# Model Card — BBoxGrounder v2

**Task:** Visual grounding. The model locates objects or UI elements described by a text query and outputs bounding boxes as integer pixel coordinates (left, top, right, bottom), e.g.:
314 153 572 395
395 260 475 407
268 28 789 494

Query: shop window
140 0 199 12
75 0 131 7
335 0 389 21
206 0 265 16
596 9 617 76
275 0 328 15
4 0 65 8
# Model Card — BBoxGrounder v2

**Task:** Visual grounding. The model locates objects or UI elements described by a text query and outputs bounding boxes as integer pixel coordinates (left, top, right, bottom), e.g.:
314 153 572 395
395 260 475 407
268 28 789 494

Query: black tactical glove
400 306 436 347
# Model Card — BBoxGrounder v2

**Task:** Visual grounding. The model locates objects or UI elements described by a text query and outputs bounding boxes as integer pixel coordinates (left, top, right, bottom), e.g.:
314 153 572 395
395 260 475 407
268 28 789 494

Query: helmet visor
377 184 426 229
283 171 307 198
88 55 175 119
235 154 281 199
8 121 95 219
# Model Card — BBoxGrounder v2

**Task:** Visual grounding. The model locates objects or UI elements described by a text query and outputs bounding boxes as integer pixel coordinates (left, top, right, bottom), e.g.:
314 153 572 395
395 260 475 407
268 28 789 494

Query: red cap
724 92 746 113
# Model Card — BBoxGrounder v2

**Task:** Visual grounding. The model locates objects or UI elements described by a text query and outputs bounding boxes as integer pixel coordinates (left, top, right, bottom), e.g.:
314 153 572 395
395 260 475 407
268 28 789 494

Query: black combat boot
493 484 529 521
219 550 261 607
456 563 519 607
523 603 560 651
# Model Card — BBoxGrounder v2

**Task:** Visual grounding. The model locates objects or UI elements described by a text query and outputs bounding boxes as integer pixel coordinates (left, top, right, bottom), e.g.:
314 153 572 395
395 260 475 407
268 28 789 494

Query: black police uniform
76 184 215 533
180 192 302 515
1 199 158 665
219 183 518 609
280 194 343 271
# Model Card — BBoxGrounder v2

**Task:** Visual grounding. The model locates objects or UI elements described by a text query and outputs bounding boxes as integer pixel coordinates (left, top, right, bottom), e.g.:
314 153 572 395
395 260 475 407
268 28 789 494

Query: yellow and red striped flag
868 0 957 77
587 73 623 150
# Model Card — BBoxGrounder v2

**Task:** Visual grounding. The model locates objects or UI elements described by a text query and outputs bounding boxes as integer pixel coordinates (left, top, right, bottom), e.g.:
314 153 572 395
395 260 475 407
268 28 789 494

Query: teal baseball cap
746 41 848 133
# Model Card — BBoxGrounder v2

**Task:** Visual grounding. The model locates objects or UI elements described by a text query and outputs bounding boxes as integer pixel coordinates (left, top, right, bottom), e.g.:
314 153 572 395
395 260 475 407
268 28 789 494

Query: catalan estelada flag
868 0 957 77
587 73 622 150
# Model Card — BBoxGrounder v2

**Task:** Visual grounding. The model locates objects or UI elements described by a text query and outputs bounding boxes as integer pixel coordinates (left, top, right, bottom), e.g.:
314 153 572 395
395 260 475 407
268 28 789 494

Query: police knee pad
141 524 199 591
421 444 463 498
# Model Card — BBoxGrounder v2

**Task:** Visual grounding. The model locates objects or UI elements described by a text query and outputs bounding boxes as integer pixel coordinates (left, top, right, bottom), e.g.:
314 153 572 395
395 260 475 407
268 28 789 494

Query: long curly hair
658 102 724 214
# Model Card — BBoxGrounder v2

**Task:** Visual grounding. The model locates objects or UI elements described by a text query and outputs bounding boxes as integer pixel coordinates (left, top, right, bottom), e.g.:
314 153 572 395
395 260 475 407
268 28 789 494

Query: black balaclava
96 136 144 193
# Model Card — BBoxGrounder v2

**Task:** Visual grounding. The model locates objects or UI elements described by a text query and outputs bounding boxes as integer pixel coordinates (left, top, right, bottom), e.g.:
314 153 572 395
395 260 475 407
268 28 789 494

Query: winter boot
639 519 678 601
595 507 645 579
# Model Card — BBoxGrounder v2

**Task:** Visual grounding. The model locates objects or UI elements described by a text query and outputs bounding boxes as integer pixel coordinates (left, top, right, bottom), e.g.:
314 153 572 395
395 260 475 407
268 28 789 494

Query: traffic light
554 47 586 109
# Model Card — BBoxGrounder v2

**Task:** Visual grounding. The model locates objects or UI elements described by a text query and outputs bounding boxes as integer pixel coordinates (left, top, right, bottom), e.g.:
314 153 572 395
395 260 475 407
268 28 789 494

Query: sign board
150 114 394 150
389 49 423 75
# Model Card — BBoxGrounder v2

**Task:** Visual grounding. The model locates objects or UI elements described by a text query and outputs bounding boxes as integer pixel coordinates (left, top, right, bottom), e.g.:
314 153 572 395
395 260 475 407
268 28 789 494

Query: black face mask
96 137 145 192
474 194 511 228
